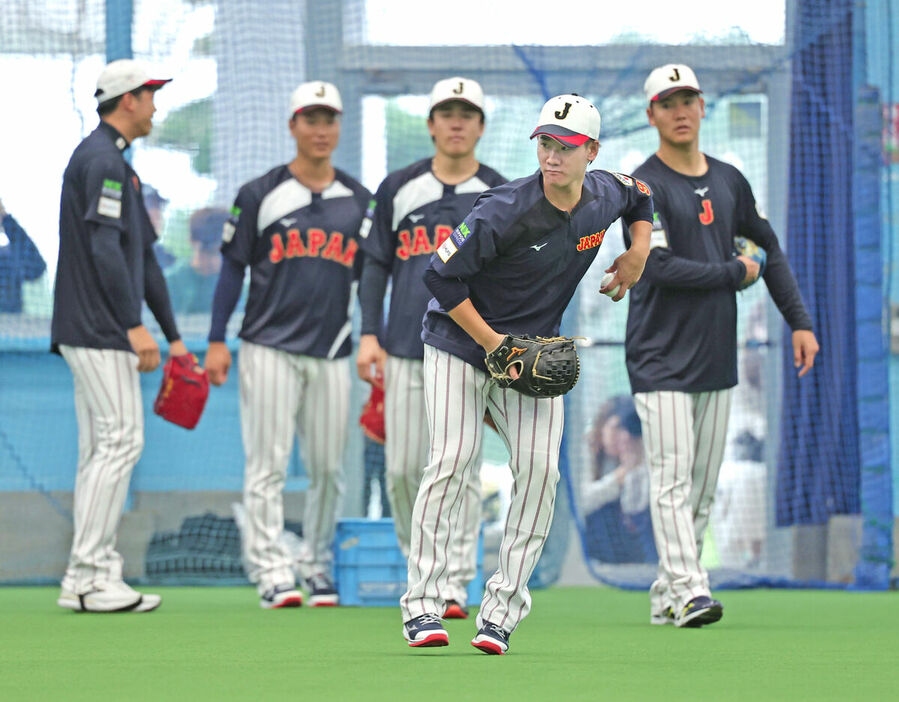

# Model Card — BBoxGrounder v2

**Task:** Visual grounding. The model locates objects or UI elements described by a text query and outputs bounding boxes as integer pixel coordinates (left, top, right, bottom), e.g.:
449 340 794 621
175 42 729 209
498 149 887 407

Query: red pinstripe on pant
400 346 563 633
634 388 732 616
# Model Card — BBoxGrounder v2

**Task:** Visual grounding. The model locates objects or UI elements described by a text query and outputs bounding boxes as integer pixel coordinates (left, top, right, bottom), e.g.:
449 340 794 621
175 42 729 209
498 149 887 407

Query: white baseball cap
429 77 485 113
94 59 171 103
644 64 702 102
289 81 343 116
530 94 601 147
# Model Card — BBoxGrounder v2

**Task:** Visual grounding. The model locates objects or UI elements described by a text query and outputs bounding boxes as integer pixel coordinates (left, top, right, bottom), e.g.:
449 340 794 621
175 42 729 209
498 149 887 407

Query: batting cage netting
0 0 895 592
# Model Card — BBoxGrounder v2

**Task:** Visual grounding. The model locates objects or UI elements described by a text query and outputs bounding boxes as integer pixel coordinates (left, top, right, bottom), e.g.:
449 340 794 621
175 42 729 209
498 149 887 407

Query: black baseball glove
484 335 580 398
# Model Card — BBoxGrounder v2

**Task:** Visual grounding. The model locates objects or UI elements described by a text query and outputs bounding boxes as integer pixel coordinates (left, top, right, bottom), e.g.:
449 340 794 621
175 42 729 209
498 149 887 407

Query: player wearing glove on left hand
400 94 652 655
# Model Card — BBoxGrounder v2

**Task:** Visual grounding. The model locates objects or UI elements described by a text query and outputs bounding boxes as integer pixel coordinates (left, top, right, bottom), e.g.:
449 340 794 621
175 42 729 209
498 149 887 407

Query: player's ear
585 139 600 162
646 105 655 127
699 96 706 118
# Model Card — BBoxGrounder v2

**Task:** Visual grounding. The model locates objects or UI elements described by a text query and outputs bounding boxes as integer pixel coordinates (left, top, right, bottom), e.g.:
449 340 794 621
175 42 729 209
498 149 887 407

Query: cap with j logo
530 94 601 148
289 81 343 116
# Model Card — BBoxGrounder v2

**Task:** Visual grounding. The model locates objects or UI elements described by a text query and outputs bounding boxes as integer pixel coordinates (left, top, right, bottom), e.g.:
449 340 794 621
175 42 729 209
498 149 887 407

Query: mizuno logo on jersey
409 213 425 223
395 225 453 260
269 228 358 267
576 230 606 252
531 242 548 251
280 217 297 227
694 187 709 197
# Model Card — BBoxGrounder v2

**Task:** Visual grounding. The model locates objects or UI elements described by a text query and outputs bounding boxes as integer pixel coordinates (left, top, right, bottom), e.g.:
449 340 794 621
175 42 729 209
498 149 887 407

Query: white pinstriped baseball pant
401 346 563 632
59 346 144 594
238 341 349 593
384 355 481 605
633 388 733 615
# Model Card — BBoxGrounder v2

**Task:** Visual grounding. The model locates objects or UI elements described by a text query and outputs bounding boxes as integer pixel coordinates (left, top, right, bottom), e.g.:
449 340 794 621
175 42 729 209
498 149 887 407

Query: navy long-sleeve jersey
219 165 370 358
423 169 654 370
625 154 812 393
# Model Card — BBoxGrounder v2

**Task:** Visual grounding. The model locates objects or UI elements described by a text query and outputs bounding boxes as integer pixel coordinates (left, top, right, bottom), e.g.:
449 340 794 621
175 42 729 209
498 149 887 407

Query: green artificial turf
1 587 896 701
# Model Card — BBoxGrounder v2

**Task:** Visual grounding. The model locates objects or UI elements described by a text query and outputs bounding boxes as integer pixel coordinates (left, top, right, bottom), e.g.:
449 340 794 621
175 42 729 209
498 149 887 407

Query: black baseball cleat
676 596 723 628
305 572 339 607
471 621 510 655
443 600 469 619
404 613 449 647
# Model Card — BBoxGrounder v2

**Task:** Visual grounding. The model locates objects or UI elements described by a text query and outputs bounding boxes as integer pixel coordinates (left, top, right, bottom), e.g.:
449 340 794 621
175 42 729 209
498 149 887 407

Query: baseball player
356 77 506 619
204 81 371 609
627 64 819 628
52 59 186 613
400 94 653 654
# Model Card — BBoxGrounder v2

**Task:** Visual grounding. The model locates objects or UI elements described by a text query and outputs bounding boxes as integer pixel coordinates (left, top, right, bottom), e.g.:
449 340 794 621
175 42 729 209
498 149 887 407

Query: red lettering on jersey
434 225 452 248
285 229 306 258
307 228 327 256
269 234 285 263
321 232 345 261
396 230 412 260
410 226 432 256
576 229 605 252
342 239 358 267
698 199 715 225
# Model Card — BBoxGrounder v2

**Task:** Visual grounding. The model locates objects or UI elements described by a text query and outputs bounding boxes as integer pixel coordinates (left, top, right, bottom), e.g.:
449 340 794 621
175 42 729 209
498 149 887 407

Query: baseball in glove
733 236 766 290
485 335 580 398
153 353 210 429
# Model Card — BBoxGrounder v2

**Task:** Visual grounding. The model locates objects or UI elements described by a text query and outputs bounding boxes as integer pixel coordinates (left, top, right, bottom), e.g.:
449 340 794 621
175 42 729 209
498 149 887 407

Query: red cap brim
531 130 591 147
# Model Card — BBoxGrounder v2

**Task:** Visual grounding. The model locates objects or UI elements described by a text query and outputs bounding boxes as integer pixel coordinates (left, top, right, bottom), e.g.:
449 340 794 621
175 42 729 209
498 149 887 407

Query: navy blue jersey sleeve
208 256 245 342
220 186 260 267
357 180 395 265
733 171 813 331
143 246 180 342
423 204 500 311
84 156 128 232
359 254 389 337
620 176 655 227
90 226 142 328
639 188 745 290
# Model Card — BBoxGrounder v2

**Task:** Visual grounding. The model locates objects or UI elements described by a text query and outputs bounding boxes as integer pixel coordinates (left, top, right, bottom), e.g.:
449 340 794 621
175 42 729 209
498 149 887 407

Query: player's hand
606 248 648 302
485 332 519 380
205 342 232 386
792 330 819 378
169 339 189 357
127 325 161 372
356 334 386 386
737 255 761 287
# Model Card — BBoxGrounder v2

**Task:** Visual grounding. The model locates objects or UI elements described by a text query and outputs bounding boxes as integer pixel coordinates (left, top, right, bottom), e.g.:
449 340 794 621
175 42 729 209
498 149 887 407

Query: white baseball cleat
57 581 161 613
259 584 303 609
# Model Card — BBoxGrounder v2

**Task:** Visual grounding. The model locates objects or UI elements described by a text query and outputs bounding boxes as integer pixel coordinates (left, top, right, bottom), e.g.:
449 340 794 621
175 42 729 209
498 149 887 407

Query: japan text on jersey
222 165 371 357
422 169 653 370
359 158 506 359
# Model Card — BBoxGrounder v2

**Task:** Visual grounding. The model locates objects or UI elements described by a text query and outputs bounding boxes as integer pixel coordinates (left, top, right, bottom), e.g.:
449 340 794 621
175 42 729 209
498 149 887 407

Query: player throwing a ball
626 65 819 628
401 94 653 654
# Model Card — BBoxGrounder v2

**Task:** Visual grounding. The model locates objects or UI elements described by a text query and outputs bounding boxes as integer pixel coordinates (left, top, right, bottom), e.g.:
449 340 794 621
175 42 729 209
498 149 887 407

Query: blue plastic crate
334 518 484 607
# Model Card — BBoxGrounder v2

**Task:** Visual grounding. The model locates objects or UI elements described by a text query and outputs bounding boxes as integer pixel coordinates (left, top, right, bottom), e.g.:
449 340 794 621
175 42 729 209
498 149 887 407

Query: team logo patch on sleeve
450 221 471 247
223 205 241 243
635 179 652 196
97 178 123 218
437 237 458 263
611 172 634 187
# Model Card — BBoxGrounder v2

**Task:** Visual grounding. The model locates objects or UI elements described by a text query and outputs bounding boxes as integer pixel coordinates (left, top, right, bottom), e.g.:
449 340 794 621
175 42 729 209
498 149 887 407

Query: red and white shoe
403 614 449 647
260 584 303 609
471 621 510 655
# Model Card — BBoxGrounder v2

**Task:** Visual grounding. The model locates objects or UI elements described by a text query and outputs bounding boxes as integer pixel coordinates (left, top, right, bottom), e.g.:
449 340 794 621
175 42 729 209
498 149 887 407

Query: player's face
290 108 340 160
428 102 484 157
536 136 598 190
647 90 705 146
128 89 158 138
